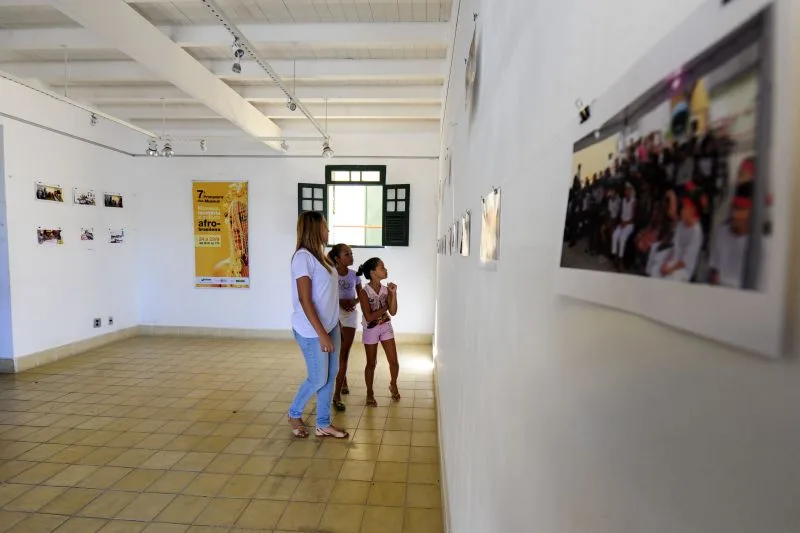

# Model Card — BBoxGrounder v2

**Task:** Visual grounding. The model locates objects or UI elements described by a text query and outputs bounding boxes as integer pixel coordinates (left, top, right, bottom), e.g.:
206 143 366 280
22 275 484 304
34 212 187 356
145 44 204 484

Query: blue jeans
289 326 341 428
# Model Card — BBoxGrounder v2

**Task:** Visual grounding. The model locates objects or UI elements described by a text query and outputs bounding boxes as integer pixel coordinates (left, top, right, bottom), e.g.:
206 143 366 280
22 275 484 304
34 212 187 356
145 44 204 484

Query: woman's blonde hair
295 211 332 272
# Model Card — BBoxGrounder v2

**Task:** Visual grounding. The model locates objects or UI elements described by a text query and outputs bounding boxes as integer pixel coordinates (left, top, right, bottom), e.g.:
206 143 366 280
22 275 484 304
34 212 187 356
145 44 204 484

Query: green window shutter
383 184 410 246
297 183 327 215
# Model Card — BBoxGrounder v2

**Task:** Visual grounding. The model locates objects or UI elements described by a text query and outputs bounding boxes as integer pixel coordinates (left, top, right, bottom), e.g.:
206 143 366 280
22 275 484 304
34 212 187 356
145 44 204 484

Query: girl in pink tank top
356 257 400 407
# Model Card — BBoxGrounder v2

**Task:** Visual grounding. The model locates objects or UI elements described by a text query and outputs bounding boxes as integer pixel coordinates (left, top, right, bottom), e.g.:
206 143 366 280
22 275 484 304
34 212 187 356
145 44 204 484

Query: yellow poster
192 181 249 288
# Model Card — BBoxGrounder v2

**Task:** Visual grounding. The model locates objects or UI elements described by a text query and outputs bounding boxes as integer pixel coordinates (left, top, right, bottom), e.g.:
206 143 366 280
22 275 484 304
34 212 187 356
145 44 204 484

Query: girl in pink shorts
356 257 400 407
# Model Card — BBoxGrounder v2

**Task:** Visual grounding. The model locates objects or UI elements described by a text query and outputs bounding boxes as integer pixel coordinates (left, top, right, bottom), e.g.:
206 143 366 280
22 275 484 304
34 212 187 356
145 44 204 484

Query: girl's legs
333 326 356 406
364 343 379 406
381 338 400 400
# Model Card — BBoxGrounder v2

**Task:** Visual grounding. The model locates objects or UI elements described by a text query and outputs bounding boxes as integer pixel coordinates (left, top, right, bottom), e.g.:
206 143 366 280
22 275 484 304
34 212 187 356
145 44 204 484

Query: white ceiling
0 0 451 150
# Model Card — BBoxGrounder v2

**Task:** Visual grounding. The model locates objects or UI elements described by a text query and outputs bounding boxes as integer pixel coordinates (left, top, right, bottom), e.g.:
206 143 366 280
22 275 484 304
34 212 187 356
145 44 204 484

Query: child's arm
387 283 398 316
358 289 388 322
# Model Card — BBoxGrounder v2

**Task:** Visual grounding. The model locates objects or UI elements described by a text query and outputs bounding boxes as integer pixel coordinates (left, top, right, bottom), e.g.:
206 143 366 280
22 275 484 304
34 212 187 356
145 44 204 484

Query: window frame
325 165 387 249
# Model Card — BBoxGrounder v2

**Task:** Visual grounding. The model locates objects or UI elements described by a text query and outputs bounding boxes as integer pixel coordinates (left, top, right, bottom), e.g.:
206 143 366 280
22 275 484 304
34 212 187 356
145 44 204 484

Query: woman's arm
358 289 388 322
387 283 398 316
297 277 330 338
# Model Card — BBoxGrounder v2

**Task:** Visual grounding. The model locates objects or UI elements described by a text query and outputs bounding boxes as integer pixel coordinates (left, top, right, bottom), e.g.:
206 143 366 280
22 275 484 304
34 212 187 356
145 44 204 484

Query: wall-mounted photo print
81 228 94 241
73 188 96 206
461 211 471 257
104 193 124 208
35 183 64 202
480 188 501 263
109 228 125 244
560 8 771 293
37 228 63 245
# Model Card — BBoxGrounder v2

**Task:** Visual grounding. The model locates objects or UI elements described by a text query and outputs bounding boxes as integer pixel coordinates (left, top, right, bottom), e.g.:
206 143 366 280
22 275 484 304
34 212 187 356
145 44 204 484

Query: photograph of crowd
104 193 123 208
73 188 96 206
560 10 771 292
37 228 63 245
81 228 94 241
35 183 63 202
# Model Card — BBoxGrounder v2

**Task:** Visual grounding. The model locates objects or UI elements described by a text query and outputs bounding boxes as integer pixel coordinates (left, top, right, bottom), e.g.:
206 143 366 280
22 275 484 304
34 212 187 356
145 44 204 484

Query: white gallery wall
135 151 438 337
0 77 141 360
434 1 800 533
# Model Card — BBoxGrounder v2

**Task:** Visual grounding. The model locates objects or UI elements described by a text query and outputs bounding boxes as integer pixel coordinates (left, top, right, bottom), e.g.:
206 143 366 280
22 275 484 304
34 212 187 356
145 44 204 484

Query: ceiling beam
0 58 445 83
47 0 284 150
0 23 447 50
62 84 444 104
97 103 442 121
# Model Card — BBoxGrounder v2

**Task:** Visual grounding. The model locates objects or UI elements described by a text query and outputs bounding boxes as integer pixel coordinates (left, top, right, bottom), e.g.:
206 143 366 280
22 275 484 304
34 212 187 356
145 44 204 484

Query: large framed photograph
35 182 63 203
556 0 795 358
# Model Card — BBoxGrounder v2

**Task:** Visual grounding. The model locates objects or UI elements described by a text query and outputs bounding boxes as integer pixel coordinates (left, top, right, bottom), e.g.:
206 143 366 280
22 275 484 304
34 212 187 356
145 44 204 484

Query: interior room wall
434 1 800 532
0 76 141 360
0 126 12 359
135 147 438 337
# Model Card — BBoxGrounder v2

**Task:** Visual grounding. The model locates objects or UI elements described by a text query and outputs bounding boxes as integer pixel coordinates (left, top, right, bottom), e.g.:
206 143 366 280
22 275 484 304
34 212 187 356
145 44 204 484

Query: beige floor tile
254 475 300 500
291 477 336 502
183 473 231 497
204 454 247 474
330 480 370 505
155 495 210 524
141 524 187 533
237 455 277 476
108 449 156 469
235 499 287 529
377 445 410 463
406 484 441 508
116 492 175 521
315 441 350 460
276 501 325 531
131 434 175 450
172 452 216 472
192 437 233 454
185 526 227 533
373 462 408 483
271 457 312 477
305 458 344 479
17 443 67 462
140 451 186 470
347 444 380 462
360 506 404 533
320 503 366 533
253 439 291 457
367 481 407 507
0 483 32 507
53 517 107 533
352 430 383 445
79 491 139 519
113 469 162 492
7 513 68 533
193 498 248 527
403 508 443 533
40 488 102 515
410 432 438 447
47 446 95 464
78 467 133 490
148 471 197 494
0 461 36 483
161 436 203 453
382 431 412 446
339 460 376 482
217 474 263 499
97 520 146 533
78 447 126 466
0 511 27 532
222 438 261 455
407 463 440 485
44 464 99 487
409 446 439 464
283 440 319 458
11 462 69 485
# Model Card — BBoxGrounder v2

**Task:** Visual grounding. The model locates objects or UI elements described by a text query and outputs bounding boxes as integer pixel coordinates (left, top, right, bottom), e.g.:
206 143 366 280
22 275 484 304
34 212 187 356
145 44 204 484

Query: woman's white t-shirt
291 248 339 338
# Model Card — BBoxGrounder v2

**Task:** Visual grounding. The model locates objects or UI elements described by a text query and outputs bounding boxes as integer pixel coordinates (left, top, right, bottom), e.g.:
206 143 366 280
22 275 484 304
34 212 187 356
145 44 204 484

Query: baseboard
5 326 141 374
433 347 452 533
140 325 433 345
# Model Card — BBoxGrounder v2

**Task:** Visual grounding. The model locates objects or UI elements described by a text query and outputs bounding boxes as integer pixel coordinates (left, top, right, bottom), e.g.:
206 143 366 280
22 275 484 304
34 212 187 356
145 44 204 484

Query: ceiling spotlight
287 99 297 112
200 139 207 152
576 98 591 124
232 37 244 59
232 59 242 74
322 141 334 159
161 140 174 158
90 113 98 126
280 139 289 151
145 139 159 156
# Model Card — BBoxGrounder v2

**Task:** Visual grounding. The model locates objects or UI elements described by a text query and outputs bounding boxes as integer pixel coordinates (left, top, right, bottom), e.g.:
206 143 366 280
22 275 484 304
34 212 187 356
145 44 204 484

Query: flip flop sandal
342 387 350 395
366 396 378 407
288 417 309 439
333 399 346 412
316 425 349 439
389 386 401 402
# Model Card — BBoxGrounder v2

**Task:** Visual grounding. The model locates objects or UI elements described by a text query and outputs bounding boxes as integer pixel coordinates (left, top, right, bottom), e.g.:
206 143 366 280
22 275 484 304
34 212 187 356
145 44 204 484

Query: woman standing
287 212 349 439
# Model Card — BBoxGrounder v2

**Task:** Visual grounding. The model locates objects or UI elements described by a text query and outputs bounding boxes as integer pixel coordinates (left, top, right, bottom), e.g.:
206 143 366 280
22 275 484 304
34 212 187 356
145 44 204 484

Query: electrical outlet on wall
93 318 101 328
108 316 114 326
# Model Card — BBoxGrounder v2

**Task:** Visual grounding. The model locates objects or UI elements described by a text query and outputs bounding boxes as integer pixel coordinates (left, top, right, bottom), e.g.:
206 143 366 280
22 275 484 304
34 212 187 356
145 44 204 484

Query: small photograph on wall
104 193 123 208
465 26 478 114
446 227 453 256
461 211 471 257
450 222 457 255
81 228 94 241
37 227 63 245
73 188 96 206
109 228 125 244
560 8 771 292
480 188 501 263
35 183 63 202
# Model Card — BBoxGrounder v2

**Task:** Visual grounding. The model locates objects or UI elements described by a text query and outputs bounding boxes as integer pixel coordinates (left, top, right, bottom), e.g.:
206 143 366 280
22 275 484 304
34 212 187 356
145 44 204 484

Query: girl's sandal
288 417 309 439
333 399 346 412
366 396 378 407
389 385 401 402
342 387 350 395
316 425 349 439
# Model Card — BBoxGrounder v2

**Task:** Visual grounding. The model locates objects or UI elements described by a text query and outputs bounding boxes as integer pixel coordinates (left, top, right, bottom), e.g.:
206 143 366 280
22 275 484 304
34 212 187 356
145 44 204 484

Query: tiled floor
0 336 443 533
